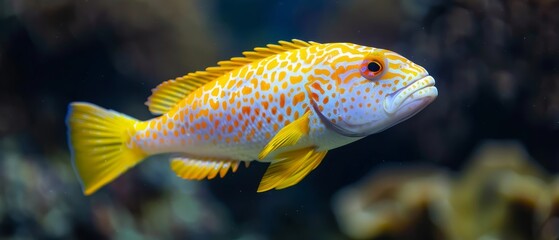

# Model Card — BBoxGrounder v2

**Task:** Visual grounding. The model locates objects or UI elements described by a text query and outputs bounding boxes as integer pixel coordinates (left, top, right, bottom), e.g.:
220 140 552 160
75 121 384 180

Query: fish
66 39 438 195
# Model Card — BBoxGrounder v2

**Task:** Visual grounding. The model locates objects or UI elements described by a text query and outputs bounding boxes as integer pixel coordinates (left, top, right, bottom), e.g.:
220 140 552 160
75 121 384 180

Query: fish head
310 44 438 137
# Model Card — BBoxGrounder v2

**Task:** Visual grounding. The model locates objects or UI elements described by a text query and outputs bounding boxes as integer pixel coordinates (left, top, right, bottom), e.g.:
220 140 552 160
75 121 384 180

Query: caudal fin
66 102 147 195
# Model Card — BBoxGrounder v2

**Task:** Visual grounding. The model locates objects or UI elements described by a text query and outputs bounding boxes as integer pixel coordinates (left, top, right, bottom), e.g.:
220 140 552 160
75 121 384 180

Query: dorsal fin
145 39 320 115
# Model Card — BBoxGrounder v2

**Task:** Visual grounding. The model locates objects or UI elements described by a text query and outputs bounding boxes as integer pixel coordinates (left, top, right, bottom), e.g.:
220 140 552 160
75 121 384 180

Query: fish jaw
383 75 438 118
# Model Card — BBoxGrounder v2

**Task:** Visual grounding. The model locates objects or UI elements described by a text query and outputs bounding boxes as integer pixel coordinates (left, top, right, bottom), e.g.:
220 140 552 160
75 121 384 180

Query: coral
333 140 559 240
0 139 233 239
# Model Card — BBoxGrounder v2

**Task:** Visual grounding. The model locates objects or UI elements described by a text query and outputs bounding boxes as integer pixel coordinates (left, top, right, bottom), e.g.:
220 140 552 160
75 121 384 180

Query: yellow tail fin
66 102 147 195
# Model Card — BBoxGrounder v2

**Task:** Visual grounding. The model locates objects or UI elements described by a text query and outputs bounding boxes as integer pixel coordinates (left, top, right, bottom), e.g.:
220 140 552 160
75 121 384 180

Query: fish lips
383 75 438 116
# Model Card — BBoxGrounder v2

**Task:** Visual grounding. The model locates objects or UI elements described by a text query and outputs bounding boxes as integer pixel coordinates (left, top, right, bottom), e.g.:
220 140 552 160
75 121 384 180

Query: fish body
67 40 438 195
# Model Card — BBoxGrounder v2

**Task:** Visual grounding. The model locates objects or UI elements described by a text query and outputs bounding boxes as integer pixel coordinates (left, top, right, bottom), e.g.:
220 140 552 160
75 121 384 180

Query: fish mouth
383 75 438 115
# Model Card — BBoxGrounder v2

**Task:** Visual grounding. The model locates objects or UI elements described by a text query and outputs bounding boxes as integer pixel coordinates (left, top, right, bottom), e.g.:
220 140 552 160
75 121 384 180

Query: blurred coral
0 139 234 239
333 140 559 240
447 140 551 240
332 166 450 239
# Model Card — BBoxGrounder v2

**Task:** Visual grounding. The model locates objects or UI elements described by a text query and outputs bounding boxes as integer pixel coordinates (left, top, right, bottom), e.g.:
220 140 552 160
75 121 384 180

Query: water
0 0 558 239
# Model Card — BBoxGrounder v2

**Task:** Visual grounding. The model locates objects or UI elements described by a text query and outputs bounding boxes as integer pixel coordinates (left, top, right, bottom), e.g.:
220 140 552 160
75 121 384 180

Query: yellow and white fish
66 39 437 195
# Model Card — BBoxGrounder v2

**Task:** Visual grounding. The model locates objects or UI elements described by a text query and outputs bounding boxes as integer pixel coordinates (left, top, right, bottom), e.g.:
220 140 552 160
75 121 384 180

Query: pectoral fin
171 157 247 180
257 147 327 192
258 111 311 160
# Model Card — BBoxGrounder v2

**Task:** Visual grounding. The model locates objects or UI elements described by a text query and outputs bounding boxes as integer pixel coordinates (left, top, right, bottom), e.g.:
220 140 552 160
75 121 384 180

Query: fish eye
367 61 381 72
360 59 384 80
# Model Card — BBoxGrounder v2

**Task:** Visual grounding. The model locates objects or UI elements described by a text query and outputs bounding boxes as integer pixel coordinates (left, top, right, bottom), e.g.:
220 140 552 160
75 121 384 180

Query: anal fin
171 157 247 180
257 147 327 192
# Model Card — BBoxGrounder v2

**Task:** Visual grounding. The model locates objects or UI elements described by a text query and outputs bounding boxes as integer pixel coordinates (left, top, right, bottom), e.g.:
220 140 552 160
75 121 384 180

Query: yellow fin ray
258 111 311 159
257 147 327 192
171 157 246 180
145 39 320 115
275 150 327 189
66 102 146 195
145 73 210 115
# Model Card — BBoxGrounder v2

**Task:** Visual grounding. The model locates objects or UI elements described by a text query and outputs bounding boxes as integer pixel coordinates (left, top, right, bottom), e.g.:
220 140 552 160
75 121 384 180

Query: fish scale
134 43 337 160
66 39 438 195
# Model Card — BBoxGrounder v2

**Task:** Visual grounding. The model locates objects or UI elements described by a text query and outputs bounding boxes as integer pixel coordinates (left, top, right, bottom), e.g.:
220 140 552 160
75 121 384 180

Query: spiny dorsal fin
145 39 320 115
171 157 249 180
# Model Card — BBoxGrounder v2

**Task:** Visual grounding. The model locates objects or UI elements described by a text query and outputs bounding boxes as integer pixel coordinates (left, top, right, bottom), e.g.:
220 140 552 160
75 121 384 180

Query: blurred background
0 0 558 239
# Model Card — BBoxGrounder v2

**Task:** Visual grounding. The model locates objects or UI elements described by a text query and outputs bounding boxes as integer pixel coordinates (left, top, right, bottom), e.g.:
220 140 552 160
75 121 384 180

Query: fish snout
383 75 437 115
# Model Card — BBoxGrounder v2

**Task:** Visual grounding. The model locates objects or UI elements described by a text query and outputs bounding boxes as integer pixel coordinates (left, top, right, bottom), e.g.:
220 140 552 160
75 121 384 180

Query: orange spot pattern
131 42 424 160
